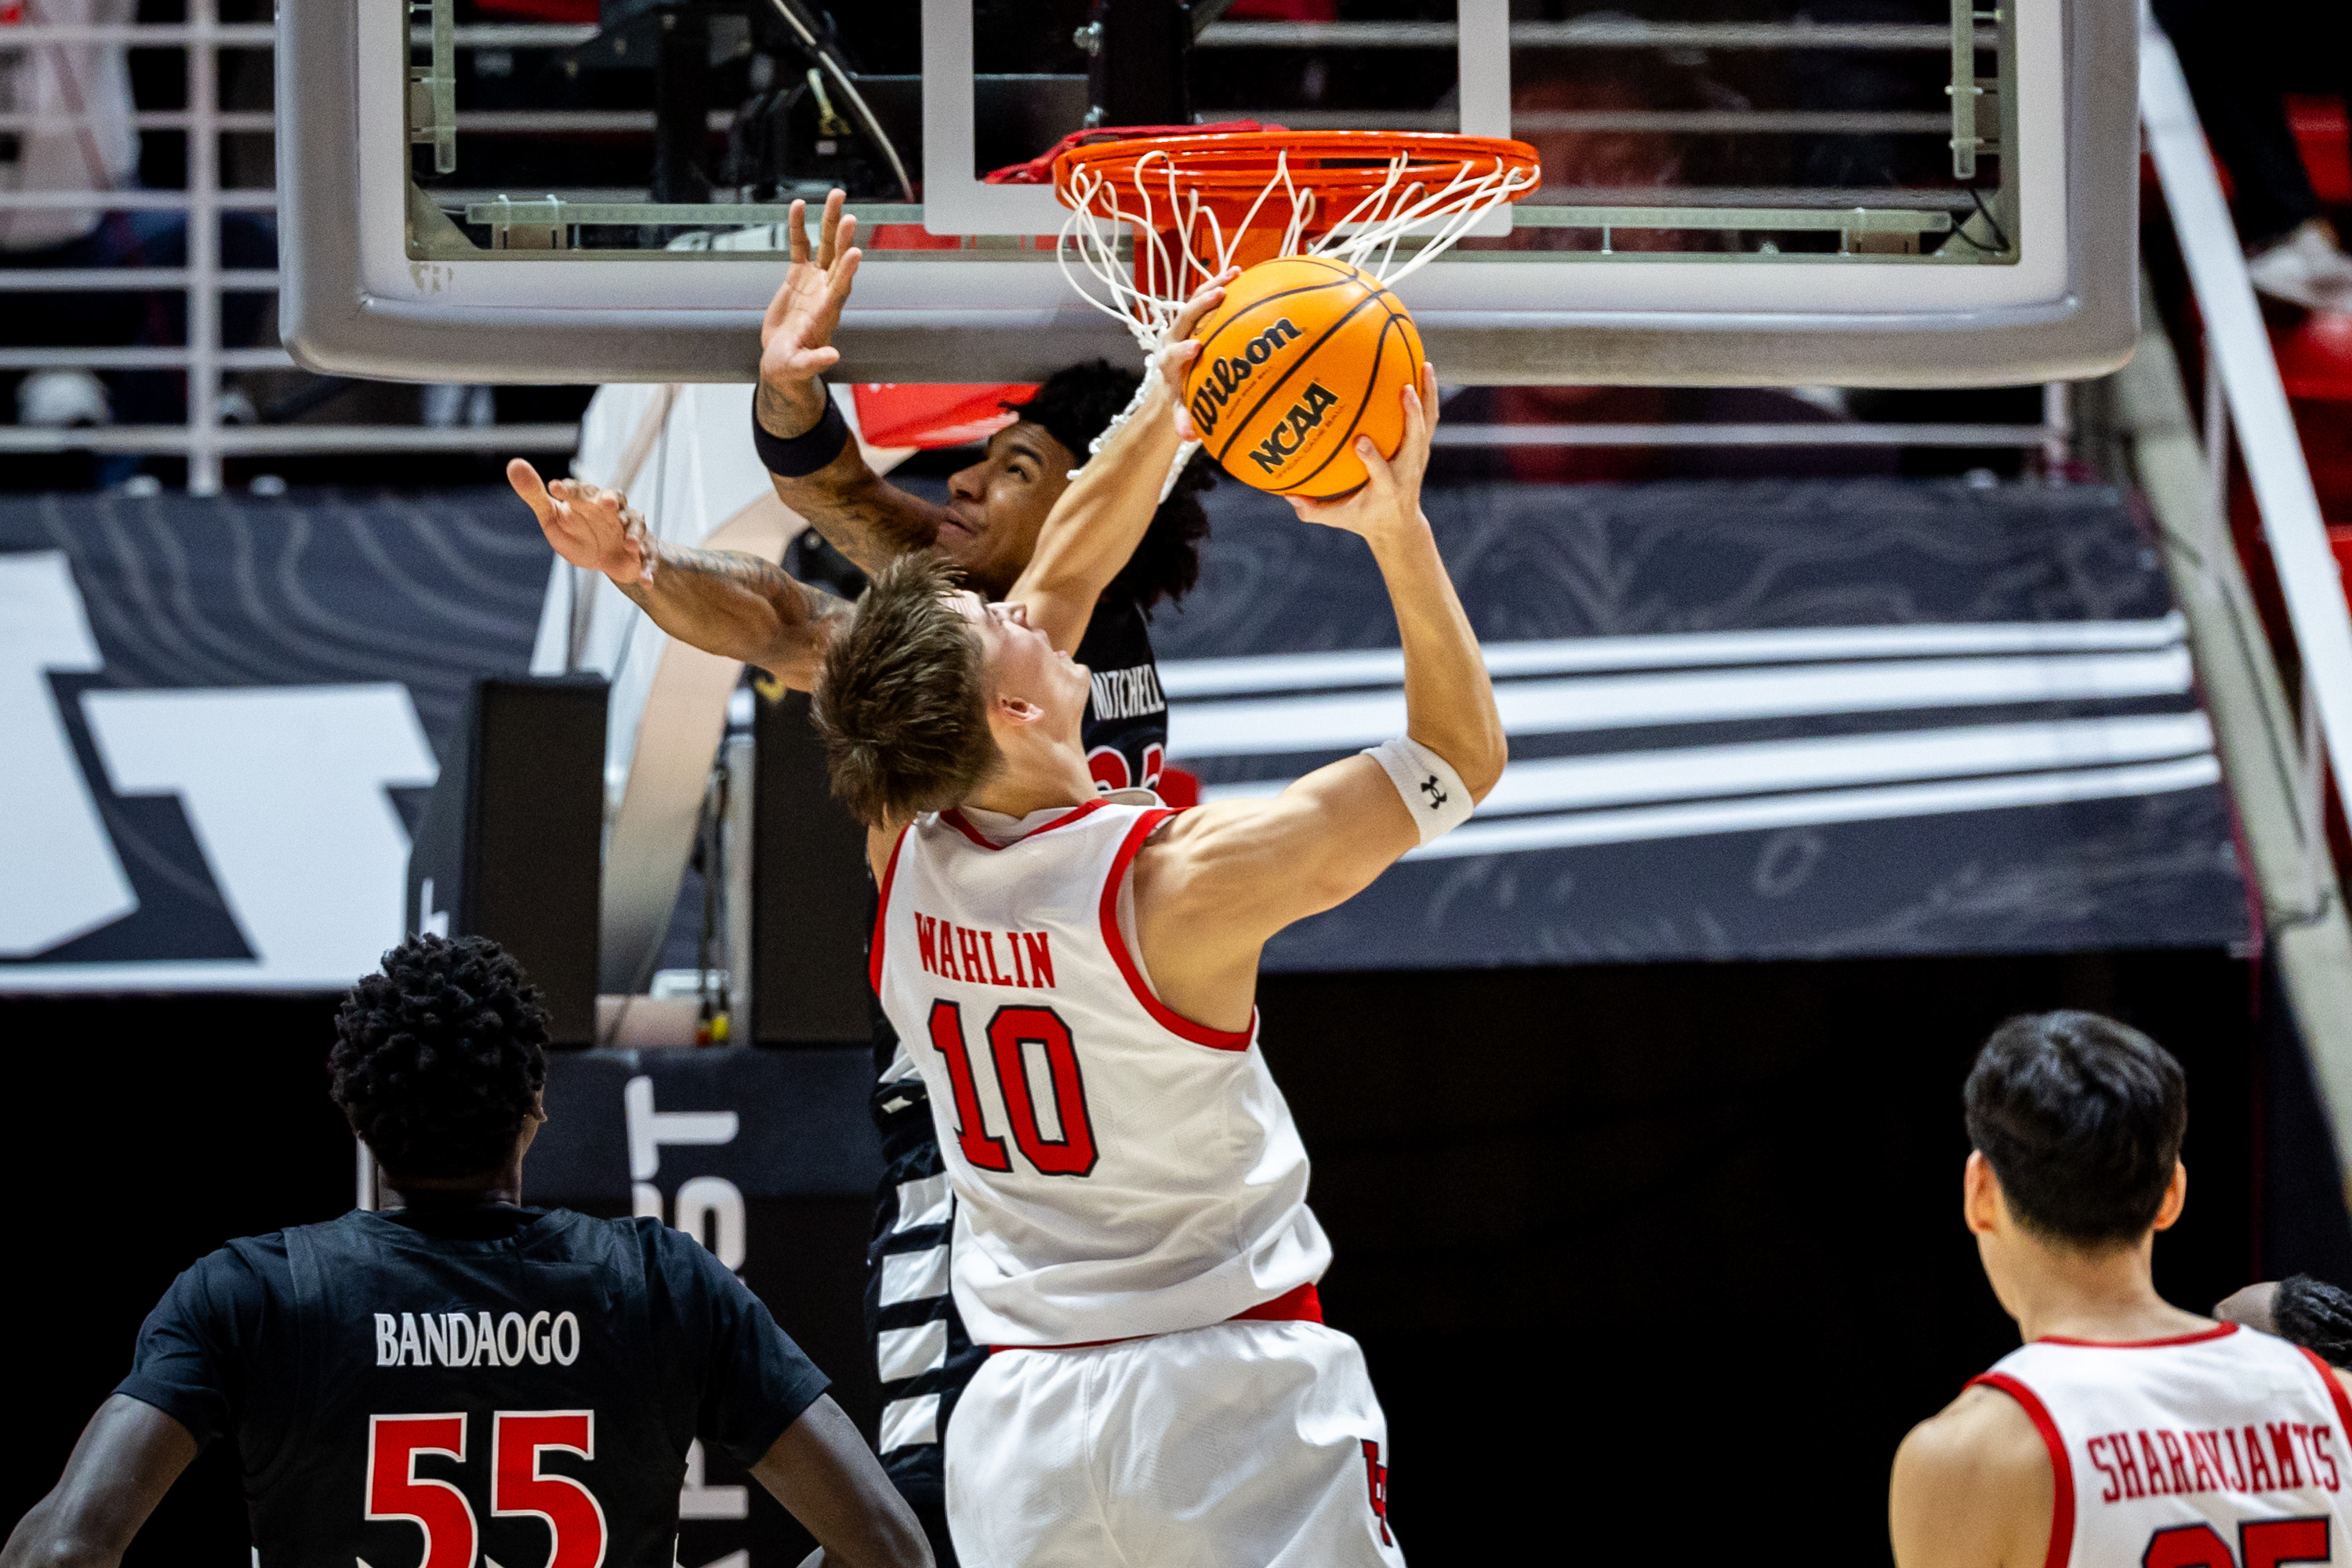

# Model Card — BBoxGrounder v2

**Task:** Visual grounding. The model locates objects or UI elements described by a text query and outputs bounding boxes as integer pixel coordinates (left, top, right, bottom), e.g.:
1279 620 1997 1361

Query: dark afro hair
1007 360 1215 615
1963 1010 2187 1248
329 934 550 1181
2276 1275 2352 1368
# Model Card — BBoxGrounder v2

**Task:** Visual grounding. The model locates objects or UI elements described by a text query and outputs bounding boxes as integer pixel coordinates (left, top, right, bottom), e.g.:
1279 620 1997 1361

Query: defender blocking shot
506 210 1232 1566
0 935 927 1568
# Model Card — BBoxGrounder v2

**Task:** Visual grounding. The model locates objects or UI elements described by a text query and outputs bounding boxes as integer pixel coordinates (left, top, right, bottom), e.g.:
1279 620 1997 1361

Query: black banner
531 1047 883 1568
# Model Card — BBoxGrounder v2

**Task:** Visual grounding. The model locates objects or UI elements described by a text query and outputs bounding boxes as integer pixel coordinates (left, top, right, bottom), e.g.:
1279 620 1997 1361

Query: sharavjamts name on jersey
1087 664 1166 722
375 1309 582 1368
2086 1420 2343 1503
914 914 1055 989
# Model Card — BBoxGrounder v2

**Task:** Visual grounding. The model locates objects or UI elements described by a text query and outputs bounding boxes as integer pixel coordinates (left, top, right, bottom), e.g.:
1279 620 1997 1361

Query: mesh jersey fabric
117 1203 828 1568
864 593 1170 1540
1971 1323 2352 1568
873 797 1329 1348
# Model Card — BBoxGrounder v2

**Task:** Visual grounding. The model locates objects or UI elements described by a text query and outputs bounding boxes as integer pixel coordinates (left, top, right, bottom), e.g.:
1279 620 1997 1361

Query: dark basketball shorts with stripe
866 1015 985 1568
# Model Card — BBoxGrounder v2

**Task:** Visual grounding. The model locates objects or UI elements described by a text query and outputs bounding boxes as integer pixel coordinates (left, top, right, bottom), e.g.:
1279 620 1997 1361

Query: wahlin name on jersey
871 794 1331 1348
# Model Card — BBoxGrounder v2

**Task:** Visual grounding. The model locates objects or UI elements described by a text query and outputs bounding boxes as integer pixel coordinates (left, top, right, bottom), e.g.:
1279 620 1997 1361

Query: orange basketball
1181 256 1424 500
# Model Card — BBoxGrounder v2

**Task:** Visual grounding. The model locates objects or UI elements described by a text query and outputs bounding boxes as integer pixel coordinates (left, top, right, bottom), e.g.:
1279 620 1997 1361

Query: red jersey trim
2298 1345 2352 1440
939 797 1110 851
2034 1323 2238 1348
1966 1371 2075 1568
869 822 912 994
1098 808 1254 1051
1232 1282 1323 1325
990 1283 1323 1353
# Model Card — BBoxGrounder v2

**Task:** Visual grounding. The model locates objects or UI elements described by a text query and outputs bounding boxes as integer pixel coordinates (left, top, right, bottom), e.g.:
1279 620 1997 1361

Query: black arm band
753 395 851 478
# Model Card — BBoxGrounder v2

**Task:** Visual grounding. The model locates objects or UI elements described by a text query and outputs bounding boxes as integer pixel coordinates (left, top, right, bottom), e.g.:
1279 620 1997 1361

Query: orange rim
1052 130 1541 216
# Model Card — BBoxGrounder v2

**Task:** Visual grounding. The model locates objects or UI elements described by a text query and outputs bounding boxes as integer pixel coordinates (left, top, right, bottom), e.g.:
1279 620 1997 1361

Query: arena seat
2261 96 2352 532
2288 96 2352 210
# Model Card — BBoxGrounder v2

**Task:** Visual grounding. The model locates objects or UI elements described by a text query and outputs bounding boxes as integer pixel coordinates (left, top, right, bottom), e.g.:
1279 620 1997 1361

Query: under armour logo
1419 773 1447 810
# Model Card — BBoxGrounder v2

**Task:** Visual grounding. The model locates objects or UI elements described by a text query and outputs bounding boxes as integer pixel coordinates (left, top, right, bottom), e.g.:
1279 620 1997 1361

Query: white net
1055 143 1540 358
1051 140 1534 489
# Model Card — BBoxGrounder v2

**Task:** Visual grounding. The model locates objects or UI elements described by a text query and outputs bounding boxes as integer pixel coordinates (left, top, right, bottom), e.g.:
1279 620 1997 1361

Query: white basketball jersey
872 794 1332 1348
1974 1323 2352 1567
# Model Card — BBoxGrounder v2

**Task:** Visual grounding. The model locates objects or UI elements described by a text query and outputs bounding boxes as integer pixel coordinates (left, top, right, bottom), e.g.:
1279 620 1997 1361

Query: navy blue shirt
116 1203 827 1568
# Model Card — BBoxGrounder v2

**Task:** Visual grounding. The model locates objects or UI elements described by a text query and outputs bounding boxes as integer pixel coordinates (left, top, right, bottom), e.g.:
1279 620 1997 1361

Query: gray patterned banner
0 475 2246 989
1156 477 2248 966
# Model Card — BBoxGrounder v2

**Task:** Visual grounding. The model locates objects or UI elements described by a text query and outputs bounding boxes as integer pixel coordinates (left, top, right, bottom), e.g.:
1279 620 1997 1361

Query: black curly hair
328 934 550 1181
1007 359 1214 615
2276 1275 2352 1367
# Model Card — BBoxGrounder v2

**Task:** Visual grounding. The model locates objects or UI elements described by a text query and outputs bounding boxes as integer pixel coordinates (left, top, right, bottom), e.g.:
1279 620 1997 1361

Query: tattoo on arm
755 377 828 443
619 542 854 684
663 543 799 593
773 463 946 577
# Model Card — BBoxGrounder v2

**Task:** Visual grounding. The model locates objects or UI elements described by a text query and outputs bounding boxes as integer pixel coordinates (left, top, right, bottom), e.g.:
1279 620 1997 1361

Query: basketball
1181 256 1425 500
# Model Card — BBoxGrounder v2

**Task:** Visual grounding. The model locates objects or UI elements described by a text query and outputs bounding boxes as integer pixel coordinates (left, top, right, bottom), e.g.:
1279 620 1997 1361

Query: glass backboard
278 0 2134 385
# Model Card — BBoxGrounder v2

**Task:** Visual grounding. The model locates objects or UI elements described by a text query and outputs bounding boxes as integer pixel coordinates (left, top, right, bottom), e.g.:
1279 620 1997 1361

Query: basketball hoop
1051 130 1542 356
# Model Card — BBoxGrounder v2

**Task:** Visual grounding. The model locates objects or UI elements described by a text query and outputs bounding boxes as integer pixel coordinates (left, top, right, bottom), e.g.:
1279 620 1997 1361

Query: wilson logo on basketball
1247 382 1341 475
1189 317 1303 440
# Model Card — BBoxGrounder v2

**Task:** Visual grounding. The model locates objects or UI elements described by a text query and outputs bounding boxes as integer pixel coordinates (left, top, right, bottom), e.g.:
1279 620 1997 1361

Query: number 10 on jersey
928 1000 1099 1177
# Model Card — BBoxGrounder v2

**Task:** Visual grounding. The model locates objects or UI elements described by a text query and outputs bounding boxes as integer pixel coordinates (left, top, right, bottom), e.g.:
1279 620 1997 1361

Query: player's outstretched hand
509 459 655 586
1160 267 1241 442
758 190 862 420
1286 362 1439 546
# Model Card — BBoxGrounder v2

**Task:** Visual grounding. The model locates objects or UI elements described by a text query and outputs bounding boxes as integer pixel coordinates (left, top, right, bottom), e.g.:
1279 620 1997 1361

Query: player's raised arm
753 191 949 575
508 460 853 690
1006 270 1236 652
1133 365 1505 1028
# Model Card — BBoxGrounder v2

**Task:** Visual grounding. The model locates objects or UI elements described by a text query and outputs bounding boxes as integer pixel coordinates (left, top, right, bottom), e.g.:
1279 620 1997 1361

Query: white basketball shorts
943 1318 1403 1568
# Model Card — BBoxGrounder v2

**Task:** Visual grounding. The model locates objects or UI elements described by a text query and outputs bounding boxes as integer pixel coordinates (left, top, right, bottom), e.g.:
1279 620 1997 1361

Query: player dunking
505 192 1228 1563
1891 1011 2352 1568
0 936 927 1568
811 370 1503 1564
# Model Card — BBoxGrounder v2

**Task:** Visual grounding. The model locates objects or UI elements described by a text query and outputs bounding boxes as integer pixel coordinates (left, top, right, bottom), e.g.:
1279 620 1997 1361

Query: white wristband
1361 736 1475 847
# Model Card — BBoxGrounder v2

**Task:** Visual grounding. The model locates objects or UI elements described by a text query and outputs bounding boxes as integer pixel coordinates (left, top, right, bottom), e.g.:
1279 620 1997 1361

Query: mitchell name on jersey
372 1308 583 1368
1087 663 1166 723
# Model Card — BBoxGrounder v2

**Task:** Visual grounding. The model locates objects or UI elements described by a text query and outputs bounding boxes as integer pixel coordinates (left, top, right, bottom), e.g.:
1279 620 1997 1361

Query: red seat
2288 96 2352 210
2274 311 2352 401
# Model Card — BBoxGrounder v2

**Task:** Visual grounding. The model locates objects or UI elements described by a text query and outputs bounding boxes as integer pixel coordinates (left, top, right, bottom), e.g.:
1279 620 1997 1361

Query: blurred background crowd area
20 0 2351 499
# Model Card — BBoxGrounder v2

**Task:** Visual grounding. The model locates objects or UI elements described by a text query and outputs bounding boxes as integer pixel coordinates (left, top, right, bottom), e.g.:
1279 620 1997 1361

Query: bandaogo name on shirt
373 1309 582 1368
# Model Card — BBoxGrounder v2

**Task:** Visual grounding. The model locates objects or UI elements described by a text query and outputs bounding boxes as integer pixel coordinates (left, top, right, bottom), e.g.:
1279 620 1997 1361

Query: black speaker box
405 675 608 1045
750 688 873 1046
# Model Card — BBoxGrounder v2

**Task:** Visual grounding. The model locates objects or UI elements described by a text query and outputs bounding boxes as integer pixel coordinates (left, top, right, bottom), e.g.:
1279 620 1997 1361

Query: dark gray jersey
118 1205 828 1568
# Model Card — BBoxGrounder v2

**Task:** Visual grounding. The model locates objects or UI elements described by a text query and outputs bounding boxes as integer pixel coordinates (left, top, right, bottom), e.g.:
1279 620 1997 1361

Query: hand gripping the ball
509 458 656 586
1156 267 1241 443
1285 363 1439 546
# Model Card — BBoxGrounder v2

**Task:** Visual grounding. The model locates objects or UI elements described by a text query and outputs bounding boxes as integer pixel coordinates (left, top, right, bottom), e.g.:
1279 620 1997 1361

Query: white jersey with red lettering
869 793 1333 1349
1971 1323 2352 1568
